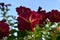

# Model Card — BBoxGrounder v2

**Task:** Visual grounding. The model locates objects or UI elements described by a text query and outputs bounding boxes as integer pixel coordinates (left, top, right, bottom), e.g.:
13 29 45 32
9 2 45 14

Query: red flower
37 10 47 28
37 10 47 24
0 21 9 39
16 6 31 15
47 10 60 22
17 8 41 32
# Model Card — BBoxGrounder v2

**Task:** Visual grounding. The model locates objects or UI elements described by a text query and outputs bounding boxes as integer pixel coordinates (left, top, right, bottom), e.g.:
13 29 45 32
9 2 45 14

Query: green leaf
56 33 60 40
3 12 6 17
6 8 10 11
14 22 18 24
17 30 28 40
10 29 17 34
11 16 16 20
1 8 5 11
35 37 42 40
7 35 16 40
17 30 27 37
8 20 12 23
14 26 17 28
9 23 14 26
56 36 60 40
49 22 55 27
57 23 60 26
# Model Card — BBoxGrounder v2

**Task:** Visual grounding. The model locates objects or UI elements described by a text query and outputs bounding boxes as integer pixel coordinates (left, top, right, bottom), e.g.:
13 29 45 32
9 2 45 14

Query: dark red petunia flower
37 10 47 24
0 21 9 39
47 10 60 22
37 10 47 28
16 6 31 15
17 7 41 32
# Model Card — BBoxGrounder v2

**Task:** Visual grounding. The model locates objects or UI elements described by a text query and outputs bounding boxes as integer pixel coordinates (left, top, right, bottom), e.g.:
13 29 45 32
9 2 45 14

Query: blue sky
0 0 60 16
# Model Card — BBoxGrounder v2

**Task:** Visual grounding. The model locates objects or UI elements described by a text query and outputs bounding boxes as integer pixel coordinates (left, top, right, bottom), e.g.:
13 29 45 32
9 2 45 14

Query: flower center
28 14 37 23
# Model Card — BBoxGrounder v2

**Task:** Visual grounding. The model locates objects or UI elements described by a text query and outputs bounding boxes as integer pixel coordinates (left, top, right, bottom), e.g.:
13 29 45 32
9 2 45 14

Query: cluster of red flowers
16 6 60 32
47 10 60 22
0 21 9 39
16 6 41 31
